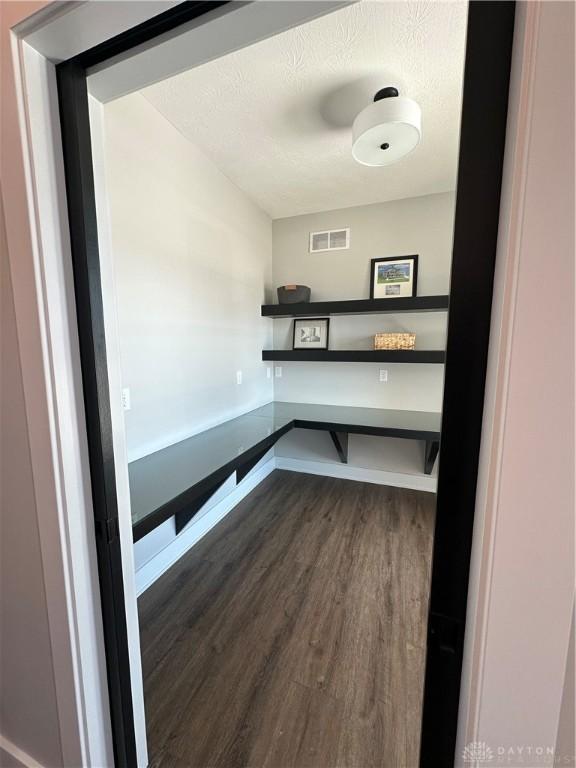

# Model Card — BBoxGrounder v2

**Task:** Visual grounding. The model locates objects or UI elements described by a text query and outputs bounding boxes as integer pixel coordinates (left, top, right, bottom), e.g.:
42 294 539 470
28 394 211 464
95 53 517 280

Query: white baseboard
135 458 276 595
0 736 44 768
275 456 437 493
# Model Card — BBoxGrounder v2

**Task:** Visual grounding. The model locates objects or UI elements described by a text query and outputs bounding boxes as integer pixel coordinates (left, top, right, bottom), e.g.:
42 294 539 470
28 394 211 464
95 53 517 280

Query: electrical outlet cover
121 387 131 411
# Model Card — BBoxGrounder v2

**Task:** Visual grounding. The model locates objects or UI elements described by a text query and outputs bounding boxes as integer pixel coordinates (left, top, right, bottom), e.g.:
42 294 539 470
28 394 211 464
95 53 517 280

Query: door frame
13 1 516 765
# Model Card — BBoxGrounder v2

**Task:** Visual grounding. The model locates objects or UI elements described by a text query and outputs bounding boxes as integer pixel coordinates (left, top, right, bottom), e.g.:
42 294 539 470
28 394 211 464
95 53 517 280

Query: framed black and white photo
370 255 418 299
292 318 330 350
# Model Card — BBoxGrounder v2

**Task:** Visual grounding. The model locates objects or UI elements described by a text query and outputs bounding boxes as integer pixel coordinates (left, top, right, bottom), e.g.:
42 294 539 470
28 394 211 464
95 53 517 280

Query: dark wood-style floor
139 470 435 768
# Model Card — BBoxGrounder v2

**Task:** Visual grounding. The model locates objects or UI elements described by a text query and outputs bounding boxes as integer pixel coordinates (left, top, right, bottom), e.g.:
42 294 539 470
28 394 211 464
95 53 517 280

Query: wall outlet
275 366 282 378
121 387 131 411
236 370 243 385
379 369 388 383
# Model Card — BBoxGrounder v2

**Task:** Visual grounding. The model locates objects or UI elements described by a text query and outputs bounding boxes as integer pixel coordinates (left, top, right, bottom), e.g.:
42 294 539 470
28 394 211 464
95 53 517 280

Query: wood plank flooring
139 470 436 768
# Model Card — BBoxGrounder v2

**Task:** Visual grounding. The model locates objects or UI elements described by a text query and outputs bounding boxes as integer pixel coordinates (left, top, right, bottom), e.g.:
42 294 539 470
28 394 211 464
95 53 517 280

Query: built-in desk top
129 402 441 541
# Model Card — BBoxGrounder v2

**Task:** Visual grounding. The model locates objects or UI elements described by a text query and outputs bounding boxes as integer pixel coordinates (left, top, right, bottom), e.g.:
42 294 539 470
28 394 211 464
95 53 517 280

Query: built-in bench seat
130 402 441 542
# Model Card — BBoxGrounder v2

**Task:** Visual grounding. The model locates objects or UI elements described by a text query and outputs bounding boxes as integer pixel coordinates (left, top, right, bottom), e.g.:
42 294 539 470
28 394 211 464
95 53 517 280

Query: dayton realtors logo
463 742 494 763
463 742 558 765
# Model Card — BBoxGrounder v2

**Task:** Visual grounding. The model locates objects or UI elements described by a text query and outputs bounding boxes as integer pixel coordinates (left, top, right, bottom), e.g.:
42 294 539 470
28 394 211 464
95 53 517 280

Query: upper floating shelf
261 295 449 318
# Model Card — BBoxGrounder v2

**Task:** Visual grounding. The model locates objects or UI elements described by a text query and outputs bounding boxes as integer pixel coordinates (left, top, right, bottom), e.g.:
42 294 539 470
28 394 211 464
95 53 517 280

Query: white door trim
454 2 538 757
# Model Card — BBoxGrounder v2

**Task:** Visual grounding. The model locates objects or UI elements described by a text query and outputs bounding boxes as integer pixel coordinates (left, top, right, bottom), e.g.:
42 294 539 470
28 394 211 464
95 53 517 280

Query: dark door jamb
420 4 515 761
55 2 516 765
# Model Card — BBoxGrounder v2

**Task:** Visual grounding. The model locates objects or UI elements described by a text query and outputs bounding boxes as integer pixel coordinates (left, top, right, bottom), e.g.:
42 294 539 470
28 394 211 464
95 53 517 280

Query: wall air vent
309 228 350 253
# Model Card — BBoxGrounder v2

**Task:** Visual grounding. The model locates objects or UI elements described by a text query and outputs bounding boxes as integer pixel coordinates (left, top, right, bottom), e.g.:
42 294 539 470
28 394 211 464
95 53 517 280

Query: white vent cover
309 228 350 253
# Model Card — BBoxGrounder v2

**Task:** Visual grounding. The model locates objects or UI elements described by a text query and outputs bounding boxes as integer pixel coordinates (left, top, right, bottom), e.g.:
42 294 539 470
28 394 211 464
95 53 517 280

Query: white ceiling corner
141 1 468 219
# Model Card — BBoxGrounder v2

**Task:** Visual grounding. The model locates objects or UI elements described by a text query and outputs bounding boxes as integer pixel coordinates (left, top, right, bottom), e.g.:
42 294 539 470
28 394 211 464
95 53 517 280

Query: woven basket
374 332 416 351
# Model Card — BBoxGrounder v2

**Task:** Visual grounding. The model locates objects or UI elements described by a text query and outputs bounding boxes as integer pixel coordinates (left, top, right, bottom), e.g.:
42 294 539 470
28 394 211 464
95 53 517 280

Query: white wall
272 193 453 476
102 92 274 573
272 192 455 301
103 92 273 463
475 0 574 751
0 189 63 766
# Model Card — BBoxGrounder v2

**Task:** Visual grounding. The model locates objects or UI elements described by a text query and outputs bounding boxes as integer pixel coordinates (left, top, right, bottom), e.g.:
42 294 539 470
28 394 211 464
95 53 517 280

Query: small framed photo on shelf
292 318 330 350
370 255 418 299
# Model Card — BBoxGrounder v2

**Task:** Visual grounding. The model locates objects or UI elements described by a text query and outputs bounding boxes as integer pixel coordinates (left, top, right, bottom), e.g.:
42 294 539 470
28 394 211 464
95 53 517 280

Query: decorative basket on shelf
277 285 311 304
374 332 416 351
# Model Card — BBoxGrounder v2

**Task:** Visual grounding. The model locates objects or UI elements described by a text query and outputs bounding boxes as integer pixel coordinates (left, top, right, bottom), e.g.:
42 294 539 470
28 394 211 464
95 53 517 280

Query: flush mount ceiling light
352 87 421 167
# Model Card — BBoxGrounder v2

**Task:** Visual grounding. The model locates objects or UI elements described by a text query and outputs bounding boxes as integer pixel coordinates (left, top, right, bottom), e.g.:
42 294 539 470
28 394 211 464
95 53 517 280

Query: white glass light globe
352 95 421 167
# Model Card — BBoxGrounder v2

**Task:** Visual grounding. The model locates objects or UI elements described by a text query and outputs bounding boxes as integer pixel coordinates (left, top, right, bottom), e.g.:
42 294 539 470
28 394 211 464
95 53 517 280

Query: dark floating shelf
262 350 446 364
261 295 449 318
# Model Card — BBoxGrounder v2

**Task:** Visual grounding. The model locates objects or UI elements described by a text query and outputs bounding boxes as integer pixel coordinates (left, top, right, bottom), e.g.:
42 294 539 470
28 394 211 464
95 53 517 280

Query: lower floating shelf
262 349 445 363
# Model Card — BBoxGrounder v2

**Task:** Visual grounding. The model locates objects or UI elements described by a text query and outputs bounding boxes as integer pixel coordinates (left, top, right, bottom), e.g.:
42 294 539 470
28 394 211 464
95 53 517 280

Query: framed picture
292 318 330 350
370 255 418 299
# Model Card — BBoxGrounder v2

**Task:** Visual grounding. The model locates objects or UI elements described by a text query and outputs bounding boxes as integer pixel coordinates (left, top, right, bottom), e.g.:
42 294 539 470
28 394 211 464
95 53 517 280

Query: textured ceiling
141 1 468 219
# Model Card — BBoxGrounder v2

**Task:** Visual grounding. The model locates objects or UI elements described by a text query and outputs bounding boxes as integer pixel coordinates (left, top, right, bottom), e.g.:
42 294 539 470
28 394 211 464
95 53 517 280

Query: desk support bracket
330 431 349 464
175 477 228 535
236 446 272 483
424 440 440 475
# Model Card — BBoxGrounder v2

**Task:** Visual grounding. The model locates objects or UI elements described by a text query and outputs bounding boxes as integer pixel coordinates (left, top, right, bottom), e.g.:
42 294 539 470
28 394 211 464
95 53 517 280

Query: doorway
56 2 515 765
